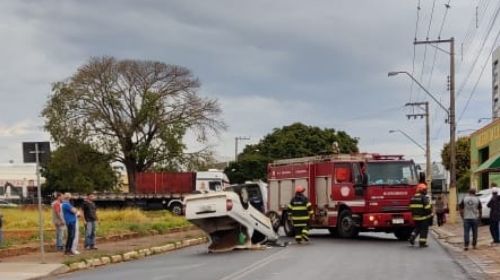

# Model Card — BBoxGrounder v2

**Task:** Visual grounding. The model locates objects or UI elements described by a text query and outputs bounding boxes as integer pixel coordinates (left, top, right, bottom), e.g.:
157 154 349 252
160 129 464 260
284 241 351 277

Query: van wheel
337 210 359 238
169 202 183 215
266 211 281 232
283 212 295 237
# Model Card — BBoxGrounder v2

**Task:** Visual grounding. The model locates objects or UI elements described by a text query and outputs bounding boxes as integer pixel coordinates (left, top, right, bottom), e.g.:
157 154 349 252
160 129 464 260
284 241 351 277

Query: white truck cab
195 169 230 192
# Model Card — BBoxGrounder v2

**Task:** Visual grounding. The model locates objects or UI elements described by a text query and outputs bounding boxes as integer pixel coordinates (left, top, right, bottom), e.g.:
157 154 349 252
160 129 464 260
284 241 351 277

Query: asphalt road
56 230 473 280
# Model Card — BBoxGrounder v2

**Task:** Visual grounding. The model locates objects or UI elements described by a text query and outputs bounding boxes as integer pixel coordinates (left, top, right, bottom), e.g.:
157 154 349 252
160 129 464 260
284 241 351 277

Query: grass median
0 207 191 248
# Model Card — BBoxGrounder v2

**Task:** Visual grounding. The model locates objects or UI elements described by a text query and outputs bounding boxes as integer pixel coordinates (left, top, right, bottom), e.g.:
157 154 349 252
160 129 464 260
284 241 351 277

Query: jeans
464 219 479 247
65 222 76 253
84 221 96 248
490 220 500 243
55 225 65 250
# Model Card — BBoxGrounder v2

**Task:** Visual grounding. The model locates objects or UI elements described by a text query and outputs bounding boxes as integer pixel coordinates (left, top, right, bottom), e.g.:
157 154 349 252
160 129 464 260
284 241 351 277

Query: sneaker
409 238 415 246
464 247 469 251
472 245 477 250
72 250 81 255
90 247 98 250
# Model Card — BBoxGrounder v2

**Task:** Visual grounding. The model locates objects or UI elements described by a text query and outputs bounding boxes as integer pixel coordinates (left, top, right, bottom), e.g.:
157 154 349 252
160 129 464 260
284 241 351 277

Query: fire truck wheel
394 228 412 241
283 212 295 237
337 210 359 238
266 211 281 232
169 202 183 215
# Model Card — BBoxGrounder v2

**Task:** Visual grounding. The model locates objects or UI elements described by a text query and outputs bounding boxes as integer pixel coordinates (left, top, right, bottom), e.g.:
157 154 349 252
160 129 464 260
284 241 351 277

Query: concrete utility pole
234 136 250 162
405 102 431 187
414 37 457 224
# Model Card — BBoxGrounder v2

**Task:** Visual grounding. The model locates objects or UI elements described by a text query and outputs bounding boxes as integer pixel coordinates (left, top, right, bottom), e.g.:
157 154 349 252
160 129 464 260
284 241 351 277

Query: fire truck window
335 166 352 183
353 164 363 185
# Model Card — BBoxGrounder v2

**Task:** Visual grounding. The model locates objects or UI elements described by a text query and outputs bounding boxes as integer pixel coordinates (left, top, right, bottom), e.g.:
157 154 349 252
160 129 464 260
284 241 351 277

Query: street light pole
389 37 457 223
388 129 425 152
234 136 250 162
404 102 431 187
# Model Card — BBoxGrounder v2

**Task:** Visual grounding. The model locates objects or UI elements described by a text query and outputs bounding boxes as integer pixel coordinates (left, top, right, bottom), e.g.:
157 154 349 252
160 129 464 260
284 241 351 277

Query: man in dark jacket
409 183 433 248
83 194 98 250
288 185 313 244
487 188 500 245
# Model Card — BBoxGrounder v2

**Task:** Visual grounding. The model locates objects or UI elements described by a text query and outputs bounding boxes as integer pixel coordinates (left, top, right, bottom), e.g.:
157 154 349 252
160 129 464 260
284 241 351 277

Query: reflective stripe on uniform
293 223 307 227
292 216 310 221
290 206 308 211
409 204 423 208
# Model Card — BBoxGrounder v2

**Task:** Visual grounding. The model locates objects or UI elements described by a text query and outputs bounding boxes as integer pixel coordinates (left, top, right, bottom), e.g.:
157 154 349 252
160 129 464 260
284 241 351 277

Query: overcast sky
0 0 497 165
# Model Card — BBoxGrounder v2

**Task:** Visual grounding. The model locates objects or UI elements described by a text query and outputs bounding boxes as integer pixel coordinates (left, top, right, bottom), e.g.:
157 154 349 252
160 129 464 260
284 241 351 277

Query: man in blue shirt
61 193 79 255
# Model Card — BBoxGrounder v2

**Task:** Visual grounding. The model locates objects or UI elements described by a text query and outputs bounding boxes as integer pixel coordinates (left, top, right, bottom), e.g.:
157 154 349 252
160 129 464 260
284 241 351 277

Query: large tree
441 136 471 192
42 57 225 192
42 141 118 194
225 123 359 183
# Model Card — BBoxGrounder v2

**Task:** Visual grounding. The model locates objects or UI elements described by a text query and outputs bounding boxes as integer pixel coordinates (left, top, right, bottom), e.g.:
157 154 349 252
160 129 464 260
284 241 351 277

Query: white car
476 189 493 221
184 183 278 252
0 199 18 208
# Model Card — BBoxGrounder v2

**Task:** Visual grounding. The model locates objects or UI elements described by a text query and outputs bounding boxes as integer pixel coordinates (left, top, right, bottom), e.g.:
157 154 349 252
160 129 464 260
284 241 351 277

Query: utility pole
234 136 250 162
405 102 431 187
414 37 457 224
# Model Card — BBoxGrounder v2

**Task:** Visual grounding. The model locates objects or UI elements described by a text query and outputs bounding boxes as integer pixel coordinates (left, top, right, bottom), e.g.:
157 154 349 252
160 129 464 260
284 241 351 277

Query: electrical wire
417 0 438 102
410 0 422 104
458 27 500 122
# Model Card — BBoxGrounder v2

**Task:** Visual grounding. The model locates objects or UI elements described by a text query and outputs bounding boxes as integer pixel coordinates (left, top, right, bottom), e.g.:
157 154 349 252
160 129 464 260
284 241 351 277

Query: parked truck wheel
394 228 413 241
169 202 183 215
283 212 295 237
337 210 359 238
266 211 281 232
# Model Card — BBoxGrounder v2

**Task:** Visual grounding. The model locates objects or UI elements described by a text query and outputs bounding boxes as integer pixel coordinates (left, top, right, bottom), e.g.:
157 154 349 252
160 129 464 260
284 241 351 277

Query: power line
458 27 500 122
457 2 500 98
417 0 438 102
410 0 422 103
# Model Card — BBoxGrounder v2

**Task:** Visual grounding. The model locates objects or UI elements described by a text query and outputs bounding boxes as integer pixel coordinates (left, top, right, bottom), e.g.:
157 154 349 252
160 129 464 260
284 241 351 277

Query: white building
493 46 500 119
0 163 43 199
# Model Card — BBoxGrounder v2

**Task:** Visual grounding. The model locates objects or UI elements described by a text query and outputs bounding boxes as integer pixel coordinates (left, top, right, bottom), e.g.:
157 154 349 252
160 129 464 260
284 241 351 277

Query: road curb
431 229 486 280
65 236 208 273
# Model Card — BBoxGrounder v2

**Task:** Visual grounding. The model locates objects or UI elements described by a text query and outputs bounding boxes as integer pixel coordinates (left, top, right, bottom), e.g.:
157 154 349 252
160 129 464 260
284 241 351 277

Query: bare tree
42 57 225 192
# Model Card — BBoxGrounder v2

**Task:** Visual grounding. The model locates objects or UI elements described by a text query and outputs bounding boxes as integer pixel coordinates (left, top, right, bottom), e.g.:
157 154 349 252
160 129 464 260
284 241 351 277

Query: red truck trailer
72 170 229 214
267 153 420 240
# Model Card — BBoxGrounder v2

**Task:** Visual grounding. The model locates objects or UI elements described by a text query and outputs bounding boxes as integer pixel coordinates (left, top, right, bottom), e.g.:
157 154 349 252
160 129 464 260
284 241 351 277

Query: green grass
0 208 191 248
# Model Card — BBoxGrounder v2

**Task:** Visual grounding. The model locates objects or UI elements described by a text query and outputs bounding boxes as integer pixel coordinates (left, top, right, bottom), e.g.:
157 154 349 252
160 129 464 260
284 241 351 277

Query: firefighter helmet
416 183 427 193
295 185 305 193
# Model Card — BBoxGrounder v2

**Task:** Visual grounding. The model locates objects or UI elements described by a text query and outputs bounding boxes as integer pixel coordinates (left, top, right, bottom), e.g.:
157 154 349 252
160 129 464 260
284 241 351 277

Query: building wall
471 118 500 189
493 46 500 119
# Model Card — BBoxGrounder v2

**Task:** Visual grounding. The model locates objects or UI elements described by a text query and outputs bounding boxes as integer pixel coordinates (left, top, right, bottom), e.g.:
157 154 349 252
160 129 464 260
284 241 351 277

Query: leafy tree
441 136 471 192
225 123 359 183
42 141 118 194
42 57 225 192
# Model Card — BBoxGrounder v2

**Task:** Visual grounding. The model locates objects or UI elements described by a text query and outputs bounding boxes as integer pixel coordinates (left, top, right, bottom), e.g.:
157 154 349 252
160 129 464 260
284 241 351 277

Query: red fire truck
267 153 421 240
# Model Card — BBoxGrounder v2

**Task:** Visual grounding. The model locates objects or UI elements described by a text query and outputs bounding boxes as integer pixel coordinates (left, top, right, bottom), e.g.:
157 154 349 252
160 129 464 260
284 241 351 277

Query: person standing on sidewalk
435 195 446 227
83 193 98 250
51 193 65 251
409 183 433 248
61 193 79 255
487 187 500 245
459 188 482 251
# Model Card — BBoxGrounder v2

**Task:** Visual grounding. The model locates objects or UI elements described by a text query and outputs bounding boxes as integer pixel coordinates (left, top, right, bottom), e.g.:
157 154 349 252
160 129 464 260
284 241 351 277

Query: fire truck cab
267 153 419 240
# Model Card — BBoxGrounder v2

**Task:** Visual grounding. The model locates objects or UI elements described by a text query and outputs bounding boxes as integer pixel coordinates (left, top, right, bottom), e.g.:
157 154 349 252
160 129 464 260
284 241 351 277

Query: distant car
0 199 18 208
476 189 492 221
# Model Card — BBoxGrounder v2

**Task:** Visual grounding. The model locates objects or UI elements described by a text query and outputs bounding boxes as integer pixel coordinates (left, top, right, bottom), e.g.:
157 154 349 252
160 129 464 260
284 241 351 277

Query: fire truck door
352 163 364 198
331 163 355 201
315 177 330 210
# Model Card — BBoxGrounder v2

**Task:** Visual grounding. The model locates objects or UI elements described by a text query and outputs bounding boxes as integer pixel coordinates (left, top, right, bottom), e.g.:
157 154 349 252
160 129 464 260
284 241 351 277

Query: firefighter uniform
409 184 433 247
288 186 313 243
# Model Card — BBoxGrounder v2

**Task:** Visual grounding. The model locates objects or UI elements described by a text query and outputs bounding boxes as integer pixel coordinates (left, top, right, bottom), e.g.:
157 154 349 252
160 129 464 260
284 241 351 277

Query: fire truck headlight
369 215 375 222
374 220 379 226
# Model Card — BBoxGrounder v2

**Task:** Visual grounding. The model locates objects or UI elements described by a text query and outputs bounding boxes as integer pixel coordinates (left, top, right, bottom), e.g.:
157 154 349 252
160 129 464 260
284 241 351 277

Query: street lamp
389 70 458 224
388 129 425 151
234 136 250 162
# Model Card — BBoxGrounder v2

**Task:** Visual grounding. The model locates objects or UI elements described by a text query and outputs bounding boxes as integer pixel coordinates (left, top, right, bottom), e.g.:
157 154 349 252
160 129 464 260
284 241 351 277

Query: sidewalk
0 228 205 280
432 222 500 278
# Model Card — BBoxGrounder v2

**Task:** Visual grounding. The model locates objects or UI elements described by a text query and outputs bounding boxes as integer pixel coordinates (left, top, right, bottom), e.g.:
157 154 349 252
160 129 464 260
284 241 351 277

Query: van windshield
366 162 418 186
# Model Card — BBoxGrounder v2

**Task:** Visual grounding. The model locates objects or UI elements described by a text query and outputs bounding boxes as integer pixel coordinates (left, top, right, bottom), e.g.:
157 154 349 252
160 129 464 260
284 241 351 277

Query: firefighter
408 183 433 248
288 185 313 244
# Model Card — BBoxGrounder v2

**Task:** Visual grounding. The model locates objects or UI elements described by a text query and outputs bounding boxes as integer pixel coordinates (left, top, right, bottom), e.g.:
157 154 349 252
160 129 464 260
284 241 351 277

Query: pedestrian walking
435 195 446 227
83 193 98 250
61 193 79 255
288 185 313 244
409 183 433 248
51 192 65 251
487 187 500 245
459 188 482 251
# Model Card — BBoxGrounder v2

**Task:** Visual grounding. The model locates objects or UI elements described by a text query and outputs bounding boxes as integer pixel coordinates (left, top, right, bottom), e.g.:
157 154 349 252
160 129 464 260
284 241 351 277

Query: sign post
22 142 50 263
